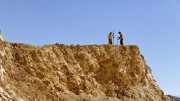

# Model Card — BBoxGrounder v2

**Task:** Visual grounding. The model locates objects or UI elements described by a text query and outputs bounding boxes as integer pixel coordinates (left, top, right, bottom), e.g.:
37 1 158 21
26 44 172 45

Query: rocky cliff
0 40 170 101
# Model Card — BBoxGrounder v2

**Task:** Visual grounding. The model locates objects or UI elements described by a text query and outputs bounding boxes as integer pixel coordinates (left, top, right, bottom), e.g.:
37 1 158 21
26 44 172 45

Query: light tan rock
0 42 171 101
0 33 3 41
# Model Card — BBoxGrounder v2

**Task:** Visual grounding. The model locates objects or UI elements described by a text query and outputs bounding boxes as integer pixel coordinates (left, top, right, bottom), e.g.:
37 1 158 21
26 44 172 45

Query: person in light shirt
108 32 113 44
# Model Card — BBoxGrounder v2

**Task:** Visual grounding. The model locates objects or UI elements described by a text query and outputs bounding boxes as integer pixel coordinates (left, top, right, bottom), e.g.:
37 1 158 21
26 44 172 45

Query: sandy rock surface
0 34 3 41
0 40 170 101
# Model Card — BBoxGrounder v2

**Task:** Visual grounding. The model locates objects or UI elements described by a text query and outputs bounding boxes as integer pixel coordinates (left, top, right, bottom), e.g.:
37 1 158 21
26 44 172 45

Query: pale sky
0 0 180 96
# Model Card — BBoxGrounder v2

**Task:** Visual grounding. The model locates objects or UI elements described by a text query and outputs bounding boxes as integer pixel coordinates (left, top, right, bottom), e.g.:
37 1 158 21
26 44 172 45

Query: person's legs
109 39 112 44
120 39 124 45
110 39 112 44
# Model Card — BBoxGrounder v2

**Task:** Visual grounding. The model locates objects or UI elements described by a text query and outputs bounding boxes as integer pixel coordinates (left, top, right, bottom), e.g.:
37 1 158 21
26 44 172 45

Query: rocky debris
0 40 170 101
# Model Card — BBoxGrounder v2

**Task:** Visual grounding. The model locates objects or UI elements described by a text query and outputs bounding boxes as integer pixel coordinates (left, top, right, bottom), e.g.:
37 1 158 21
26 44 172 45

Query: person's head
118 32 121 34
110 32 112 34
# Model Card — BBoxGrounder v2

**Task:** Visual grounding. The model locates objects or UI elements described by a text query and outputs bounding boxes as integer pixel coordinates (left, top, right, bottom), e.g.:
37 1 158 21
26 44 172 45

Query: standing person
108 32 113 44
118 32 124 45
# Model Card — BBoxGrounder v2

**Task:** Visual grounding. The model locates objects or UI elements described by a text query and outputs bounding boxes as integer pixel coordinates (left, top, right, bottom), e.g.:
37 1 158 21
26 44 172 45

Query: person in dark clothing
118 32 124 45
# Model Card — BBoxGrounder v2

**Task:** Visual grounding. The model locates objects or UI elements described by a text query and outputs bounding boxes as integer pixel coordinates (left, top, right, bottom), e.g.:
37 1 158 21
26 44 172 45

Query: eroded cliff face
0 40 170 101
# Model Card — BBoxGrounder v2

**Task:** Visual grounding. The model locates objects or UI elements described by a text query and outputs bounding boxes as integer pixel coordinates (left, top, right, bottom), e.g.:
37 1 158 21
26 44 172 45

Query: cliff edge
0 40 170 101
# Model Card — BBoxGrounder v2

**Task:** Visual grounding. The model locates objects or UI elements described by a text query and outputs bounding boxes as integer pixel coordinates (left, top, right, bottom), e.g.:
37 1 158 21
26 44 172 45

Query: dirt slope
0 40 170 101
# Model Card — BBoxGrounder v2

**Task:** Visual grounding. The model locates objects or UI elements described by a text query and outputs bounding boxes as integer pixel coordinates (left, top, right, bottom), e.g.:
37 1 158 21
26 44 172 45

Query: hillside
0 40 170 101
167 95 180 101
